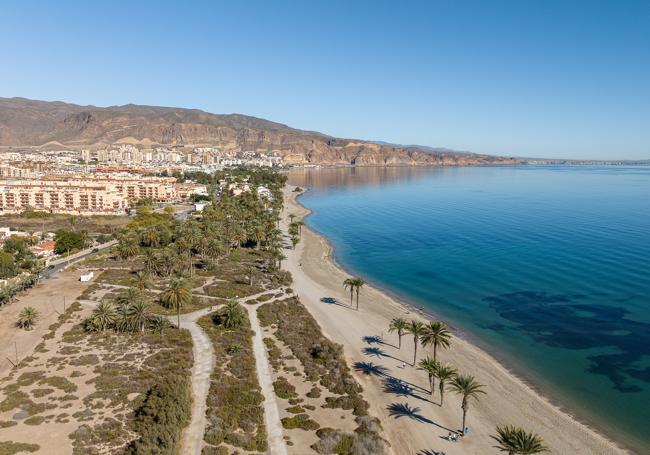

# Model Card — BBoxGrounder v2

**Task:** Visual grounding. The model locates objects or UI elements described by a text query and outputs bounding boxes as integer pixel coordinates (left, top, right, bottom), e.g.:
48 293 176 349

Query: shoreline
302 206 628 449
282 184 631 455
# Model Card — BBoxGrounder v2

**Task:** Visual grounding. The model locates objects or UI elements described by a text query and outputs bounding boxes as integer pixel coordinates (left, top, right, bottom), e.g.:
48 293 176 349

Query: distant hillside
0 97 520 166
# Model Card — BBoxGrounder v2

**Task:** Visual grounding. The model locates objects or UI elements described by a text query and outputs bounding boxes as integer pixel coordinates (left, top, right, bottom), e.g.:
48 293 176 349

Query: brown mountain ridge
0 97 519 166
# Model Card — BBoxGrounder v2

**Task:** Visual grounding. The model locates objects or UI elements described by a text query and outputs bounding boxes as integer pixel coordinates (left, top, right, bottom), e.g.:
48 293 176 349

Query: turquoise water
288 165 650 453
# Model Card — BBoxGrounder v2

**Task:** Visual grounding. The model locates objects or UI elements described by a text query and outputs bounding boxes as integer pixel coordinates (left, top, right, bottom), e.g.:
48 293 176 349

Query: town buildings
0 174 207 216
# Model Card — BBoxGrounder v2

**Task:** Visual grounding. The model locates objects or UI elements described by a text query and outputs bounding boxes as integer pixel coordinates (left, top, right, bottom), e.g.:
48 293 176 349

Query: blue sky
1 0 649 159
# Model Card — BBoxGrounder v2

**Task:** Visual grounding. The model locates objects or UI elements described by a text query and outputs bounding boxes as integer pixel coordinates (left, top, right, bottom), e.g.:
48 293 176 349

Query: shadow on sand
319 296 353 309
387 402 455 433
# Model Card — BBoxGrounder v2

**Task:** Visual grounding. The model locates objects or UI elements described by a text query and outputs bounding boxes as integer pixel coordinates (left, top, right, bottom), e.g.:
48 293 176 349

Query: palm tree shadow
383 377 433 403
361 346 409 365
387 402 433 423
387 402 455 432
362 335 397 349
319 296 352 309
353 361 390 377
417 450 441 455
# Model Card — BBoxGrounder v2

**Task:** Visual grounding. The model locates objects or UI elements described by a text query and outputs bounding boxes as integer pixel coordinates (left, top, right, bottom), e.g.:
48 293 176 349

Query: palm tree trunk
177 307 181 330
461 406 467 434
349 288 353 306
430 375 434 395
439 384 445 406
433 342 437 362
356 289 359 311
413 339 418 365
398 333 402 349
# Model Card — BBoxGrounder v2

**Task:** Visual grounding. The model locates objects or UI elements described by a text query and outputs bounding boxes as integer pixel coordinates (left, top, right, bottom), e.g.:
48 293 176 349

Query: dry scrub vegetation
258 297 387 454
0 301 193 455
198 308 267 454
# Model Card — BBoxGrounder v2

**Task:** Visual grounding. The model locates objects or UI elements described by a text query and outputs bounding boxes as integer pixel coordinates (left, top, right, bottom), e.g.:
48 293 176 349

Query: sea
288 165 650 453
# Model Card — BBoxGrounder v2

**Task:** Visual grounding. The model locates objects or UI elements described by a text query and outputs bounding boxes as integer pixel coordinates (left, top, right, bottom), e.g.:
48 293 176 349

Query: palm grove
385 315 547 453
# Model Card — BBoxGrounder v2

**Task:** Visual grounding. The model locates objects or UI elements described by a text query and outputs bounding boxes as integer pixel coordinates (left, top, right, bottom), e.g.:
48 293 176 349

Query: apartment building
0 180 128 215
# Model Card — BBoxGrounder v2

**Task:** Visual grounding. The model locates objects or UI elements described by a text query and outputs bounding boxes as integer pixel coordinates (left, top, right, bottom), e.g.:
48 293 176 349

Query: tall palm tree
405 320 426 365
491 425 548 455
160 277 192 329
434 363 457 406
352 277 365 310
388 317 407 349
421 321 452 362
418 356 439 395
448 374 486 434
343 278 356 307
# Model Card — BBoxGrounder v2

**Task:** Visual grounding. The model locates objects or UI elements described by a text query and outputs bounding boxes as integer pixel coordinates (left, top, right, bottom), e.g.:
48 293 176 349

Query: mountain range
0 97 520 166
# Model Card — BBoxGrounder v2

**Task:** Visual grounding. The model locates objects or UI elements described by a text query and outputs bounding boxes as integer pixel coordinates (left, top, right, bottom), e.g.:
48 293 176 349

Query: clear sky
1 0 649 160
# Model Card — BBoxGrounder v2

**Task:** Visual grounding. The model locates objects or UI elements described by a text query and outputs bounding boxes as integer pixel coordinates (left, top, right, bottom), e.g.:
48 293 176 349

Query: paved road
40 240 118 279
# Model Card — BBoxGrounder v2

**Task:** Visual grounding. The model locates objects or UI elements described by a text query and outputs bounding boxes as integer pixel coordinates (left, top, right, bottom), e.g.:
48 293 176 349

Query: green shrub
126 378 191 454
281 413 320 431
273 377 297 399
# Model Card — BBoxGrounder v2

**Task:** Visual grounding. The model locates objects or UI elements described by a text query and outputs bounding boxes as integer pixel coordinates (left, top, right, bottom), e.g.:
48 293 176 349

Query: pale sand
281 185 627 455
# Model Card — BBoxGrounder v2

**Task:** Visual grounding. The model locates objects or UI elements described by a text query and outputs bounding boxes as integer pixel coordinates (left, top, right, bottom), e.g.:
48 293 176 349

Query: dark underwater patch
483 291 650 392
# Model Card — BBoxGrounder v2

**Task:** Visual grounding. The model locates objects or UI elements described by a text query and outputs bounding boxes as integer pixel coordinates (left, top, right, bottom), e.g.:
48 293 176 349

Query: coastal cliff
0 97 520 166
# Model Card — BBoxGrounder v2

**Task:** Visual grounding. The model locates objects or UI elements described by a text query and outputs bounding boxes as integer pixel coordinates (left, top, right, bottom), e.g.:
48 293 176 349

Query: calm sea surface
288 165 650 452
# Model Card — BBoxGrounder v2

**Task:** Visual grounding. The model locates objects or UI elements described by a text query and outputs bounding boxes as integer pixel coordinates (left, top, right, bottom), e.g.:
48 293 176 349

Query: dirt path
171 307 218 455
175 289 288 455
245 298 289 455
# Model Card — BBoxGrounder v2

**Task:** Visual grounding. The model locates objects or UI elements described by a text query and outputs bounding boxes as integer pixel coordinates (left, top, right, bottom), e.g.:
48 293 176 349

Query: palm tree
128 301 150 333
405 320 426 365
492 425 548 455
343 278 356 307
220 300 246 328
352 277 365 310
117 287 142 307
418 356 439 395
92 301 117 331
434 363 457 406
134 270 150 291
421 321 452 362
115 303 132 332
160 277 192 329
17 306 39 330
388 317 407 349
117 239 139 260
149 315 171 334
448 374 486 434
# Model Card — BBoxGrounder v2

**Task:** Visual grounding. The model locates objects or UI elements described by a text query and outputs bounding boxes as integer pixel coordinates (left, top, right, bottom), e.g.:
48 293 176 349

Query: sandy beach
281 185 628 455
